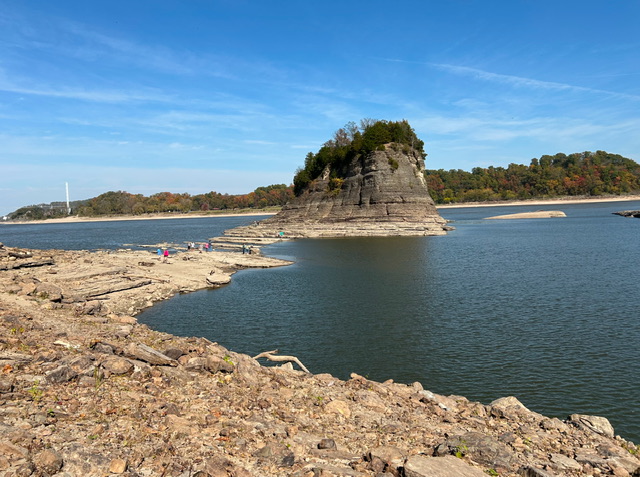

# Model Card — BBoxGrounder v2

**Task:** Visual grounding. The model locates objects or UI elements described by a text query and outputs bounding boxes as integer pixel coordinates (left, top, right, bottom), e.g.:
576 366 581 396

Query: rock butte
1 242 639 476
219 144 451 244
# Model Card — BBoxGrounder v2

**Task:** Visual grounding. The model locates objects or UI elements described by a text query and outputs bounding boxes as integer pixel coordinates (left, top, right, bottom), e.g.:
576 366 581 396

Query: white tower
66 182 71 215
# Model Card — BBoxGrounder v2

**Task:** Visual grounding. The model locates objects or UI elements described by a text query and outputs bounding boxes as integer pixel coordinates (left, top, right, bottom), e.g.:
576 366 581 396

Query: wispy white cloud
244 140 276 145
0 66 172 103
431 63 640 102
0 81 172 103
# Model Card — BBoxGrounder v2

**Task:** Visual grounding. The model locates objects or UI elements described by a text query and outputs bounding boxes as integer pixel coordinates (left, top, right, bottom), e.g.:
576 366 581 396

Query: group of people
156 241 215 263
186 241 212 252
156 248 170 262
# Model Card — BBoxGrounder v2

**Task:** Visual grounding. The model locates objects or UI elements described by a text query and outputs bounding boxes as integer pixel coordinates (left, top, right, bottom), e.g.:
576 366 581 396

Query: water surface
138 201 640 443
2 204 638 442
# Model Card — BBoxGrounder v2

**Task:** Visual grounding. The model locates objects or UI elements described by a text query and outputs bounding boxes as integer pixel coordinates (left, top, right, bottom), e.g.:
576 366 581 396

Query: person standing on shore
157 248 162 260
163 249 169 262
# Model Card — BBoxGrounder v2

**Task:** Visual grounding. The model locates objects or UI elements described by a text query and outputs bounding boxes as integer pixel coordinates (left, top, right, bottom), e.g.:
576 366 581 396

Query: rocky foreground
1 243 639 477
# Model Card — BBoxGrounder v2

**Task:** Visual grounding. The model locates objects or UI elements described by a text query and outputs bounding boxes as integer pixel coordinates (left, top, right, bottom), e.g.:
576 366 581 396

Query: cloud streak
431 63 640 102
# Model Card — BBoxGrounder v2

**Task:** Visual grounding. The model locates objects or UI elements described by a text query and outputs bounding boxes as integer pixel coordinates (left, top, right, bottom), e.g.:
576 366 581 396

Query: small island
485 211 567 220
222 120 451 241
613 210 640 218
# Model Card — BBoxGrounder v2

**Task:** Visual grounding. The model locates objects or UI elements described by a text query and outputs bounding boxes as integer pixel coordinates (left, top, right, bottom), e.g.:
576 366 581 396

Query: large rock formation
225 143 449 239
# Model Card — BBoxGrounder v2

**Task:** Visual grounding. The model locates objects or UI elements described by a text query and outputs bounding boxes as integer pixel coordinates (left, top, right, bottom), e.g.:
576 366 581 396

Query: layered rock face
227 144 449 239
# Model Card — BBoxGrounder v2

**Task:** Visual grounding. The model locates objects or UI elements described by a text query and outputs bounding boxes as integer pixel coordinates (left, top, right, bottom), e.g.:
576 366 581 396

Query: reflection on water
0 215 263 250
138 201 640 443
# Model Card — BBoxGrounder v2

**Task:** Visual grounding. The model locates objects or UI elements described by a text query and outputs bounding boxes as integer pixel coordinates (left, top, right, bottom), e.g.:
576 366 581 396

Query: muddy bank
1 243 638 476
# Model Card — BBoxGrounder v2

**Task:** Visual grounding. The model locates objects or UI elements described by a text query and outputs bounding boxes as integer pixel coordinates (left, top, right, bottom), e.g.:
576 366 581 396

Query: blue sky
1 1 639 215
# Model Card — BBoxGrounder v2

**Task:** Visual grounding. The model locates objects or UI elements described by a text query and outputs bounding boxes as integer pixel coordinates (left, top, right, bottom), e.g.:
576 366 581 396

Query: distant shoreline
3 194 640 225
2 210 277 225
435 194 640 209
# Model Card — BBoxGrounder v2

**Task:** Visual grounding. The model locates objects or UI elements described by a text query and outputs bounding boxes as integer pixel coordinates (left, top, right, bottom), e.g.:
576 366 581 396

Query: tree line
425 151 640 204
8 184 293 220
7 129 640 220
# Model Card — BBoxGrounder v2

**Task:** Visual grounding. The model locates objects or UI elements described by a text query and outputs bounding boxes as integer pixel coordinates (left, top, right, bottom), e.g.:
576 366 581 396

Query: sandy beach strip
436 194 640 209
3 210 277 225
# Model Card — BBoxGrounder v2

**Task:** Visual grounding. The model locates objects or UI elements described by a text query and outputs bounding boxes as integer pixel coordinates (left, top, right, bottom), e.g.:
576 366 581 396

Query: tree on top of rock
293 119 425 195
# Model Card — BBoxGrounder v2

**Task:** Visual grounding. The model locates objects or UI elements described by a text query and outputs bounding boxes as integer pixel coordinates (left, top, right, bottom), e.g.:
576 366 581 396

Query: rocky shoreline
1 243 639 476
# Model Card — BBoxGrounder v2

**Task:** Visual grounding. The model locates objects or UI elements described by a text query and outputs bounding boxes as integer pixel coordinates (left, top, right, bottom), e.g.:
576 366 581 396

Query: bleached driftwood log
253 349 310 373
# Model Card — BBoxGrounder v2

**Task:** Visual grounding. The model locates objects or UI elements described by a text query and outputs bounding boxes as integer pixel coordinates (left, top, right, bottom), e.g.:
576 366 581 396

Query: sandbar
436 194 640 209
485 210 567 220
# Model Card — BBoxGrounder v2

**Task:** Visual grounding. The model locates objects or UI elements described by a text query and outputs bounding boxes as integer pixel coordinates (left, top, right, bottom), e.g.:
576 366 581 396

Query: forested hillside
8 148 640 221
7 184 293 220
425 150 640 204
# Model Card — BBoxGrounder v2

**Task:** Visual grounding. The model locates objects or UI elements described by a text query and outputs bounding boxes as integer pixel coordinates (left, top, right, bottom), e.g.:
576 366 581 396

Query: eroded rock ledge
1 244 639 477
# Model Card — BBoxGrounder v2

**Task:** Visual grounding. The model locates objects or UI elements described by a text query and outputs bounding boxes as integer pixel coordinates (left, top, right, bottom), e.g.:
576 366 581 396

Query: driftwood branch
253 349 310 373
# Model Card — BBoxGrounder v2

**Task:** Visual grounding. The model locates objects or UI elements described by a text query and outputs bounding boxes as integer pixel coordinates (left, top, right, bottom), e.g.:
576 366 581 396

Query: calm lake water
2 202 639 443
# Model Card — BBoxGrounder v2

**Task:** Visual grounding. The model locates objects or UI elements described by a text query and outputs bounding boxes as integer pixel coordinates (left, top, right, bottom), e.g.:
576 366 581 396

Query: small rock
185 356 208 371
102 357 134 375
68 356 95 376
165 414 194 435
0 378 13 393
45 364 77 383
325 399 351 419
33 282 63 301
366 445 405 470
440 432 514 470
253 443 295 467
318 438 337 450
109 458 127 474
0 440 29 459
34 449 63 475
91 342 114 354
549 453 581 471
163 347 185 360
490 396 532 419
124 342 176 365
115 325 133 337
205 355 235 374
19 282 37 296
520 466 557 477
568 414 615 438
112 314 137 324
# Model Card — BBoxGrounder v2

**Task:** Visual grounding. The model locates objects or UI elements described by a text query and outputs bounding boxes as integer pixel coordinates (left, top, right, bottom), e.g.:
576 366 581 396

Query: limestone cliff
227 143 449 239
